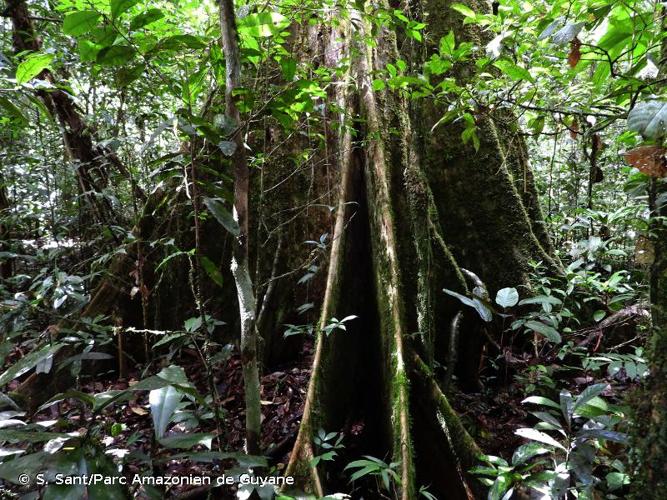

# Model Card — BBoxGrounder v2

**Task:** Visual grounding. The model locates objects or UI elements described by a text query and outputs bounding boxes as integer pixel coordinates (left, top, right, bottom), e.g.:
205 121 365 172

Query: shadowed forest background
0 0 666 498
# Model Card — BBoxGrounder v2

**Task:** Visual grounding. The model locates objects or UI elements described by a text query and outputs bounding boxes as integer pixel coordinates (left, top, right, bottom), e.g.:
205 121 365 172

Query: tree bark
0 171 10 279
284 1 557 498
219 0 262 456
634 6 667 493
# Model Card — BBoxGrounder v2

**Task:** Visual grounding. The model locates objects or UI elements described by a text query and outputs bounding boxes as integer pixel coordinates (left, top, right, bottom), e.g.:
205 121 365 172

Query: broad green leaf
200 255 224 287
627 101 667 139
238 12 289 38
203 197 240 236
518 295 562 306
130 9 164 30
495 287 519 308
515 428 566 450
149 385 182 439
63 11 101 36
551 22 584 45
524 320 561 343
110 0 139 19
443 288 492 322
579 428 628 444
450 3 476 19
78 40 101 61
522 395 560 410
573 383 608 414
115 64 144 87
0 343 64 387
158 35 206 51
16 53 54 84
511 442 550 465
493 60 534 82
489 475 512 500
96 45 136 66
0 429 70 443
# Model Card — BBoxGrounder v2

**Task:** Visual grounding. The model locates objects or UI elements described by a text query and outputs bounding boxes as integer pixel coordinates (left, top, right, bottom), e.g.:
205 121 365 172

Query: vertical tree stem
219 0 262 455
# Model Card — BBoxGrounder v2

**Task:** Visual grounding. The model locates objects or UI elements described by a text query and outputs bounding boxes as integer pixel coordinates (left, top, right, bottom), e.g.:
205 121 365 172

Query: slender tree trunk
219 0 262 456
6 0 144 225
0 171 11 279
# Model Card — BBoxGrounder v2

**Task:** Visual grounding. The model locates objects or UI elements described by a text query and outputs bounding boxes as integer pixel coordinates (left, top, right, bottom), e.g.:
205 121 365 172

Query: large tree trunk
284 1 556 498
634 6 667 493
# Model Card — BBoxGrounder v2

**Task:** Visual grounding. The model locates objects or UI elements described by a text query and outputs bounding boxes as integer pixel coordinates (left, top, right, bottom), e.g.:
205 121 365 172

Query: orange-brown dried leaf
568 38 581 68
623 145 667 178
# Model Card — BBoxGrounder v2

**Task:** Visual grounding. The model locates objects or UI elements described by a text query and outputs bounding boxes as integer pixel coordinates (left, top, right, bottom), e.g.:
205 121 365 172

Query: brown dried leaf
569 119 579 139
568 38 581 68
623 145 667 177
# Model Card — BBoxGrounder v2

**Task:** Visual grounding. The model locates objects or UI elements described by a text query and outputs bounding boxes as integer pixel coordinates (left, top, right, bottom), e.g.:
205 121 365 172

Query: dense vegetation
0 0 666 498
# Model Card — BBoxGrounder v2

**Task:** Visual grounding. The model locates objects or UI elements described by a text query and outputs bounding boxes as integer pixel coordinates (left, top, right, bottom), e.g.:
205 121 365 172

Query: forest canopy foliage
0 0 666 499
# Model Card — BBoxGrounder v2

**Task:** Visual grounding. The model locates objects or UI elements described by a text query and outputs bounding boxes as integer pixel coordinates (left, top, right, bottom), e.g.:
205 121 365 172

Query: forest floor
4 341 313 499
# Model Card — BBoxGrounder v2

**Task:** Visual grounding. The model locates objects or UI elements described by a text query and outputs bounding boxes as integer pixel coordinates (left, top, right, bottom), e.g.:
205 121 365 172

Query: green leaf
200 255 223 287
493 60 534 82
511 442 550 465
524 320 561 343
0 97 28 126
149 385 183 439
593 310 606 322
63 11 101 36
495 287 519 308
579 428 628 444
573 383 608 414
15 53 54 84
0 343 64 387
627 101 667 139
78 40 101 62
115 64 145 87
443 288 492 322
203 197 240 236
515 428 566 450
130 8 164 30
238 12 289 38
96 45 136 66
522 395 560 410
450 3 476 18
0 429 69 443
158 35 206 51
110 0 139 19
606 472 630 491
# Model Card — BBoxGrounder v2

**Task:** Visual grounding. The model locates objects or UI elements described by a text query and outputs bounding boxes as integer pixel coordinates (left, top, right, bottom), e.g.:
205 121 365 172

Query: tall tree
285 0 557 498
634 4 667 493
219 0 262 456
